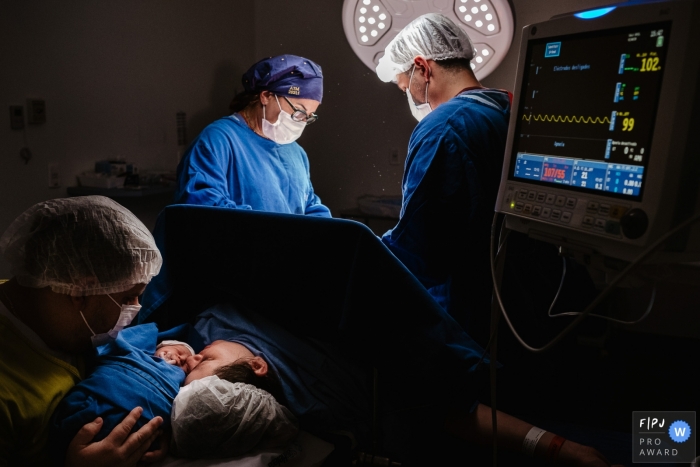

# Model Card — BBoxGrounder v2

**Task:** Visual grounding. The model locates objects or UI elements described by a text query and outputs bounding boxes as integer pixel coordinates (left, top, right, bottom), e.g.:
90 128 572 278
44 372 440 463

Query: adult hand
138 429 170 465
65 407 163 467
558 440 625 467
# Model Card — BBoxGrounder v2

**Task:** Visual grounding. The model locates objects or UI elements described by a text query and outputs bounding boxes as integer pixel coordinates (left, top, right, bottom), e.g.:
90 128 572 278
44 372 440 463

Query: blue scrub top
175 114 331 217
194 303 371 440
382 90 510 330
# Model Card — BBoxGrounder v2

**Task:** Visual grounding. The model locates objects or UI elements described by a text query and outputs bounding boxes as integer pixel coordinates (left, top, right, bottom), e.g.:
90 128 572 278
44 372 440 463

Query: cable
490 211 700 353
543 255 657 324
548 283 657 325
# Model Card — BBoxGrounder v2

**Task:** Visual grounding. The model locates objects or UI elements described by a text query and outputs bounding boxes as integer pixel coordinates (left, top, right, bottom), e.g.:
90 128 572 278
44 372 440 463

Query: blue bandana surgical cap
242 54 324 103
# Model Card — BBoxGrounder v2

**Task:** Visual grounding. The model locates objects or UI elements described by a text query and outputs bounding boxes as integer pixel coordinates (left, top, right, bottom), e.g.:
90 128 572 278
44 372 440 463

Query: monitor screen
509 21 671 200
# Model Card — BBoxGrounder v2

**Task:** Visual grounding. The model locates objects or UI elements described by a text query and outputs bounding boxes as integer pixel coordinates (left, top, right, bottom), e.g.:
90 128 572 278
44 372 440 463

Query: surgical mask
80 294 142 347
407 65 432 122
262 95 306 144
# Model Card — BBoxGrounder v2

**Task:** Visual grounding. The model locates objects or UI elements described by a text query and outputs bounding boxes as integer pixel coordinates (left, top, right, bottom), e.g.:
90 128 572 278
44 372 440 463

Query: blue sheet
139 206 491 452
175 114 330 217
194 302 371 439
49 324 187 459
381 89 510 331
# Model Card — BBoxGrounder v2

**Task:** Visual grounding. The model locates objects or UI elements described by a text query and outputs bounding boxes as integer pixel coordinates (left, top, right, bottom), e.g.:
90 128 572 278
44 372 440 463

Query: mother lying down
56 299 620 467
0 196 620 466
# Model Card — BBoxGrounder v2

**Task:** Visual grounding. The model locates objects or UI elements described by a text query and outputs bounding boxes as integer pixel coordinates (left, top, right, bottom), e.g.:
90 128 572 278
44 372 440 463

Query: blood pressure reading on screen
510 22 671 199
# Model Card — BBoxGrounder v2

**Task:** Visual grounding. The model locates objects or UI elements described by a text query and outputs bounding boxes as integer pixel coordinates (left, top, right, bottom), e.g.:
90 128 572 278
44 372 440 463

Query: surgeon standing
175 54 331 217
376 14 510 333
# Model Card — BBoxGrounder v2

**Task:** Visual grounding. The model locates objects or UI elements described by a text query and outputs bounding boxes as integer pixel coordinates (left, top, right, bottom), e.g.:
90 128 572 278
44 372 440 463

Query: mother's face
183 340 255 385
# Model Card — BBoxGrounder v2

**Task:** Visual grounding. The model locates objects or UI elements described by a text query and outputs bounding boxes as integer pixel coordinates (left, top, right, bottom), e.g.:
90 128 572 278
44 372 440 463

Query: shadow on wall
188 61 245 144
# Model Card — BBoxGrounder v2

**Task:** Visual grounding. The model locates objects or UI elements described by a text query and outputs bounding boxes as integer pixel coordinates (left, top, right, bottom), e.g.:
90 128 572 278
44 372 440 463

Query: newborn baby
50 324 193 459
155 340 195 370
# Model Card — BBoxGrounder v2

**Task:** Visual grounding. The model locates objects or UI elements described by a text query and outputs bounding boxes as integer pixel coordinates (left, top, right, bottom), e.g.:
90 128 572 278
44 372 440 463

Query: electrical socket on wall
390 148 400 165
48 163 60 188
9 105 24 130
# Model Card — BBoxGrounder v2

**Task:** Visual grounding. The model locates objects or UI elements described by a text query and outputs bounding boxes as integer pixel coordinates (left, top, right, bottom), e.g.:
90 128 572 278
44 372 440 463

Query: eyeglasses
282 96 318 125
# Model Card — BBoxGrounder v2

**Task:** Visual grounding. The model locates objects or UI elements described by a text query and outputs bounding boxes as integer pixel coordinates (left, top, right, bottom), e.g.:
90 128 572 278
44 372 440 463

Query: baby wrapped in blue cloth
49 323 193 461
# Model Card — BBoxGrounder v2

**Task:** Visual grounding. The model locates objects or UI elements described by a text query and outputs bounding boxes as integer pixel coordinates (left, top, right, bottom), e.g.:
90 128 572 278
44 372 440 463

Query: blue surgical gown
175 114 331 217
382 89 510 332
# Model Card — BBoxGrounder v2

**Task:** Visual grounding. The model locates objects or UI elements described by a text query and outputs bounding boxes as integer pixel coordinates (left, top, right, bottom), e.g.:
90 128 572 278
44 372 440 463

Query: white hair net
0 196 162 296
171 376 299 458
376 13 475 83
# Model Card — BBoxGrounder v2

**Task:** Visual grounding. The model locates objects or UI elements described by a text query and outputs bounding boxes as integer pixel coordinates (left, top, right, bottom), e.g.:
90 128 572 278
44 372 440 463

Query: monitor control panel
501 184 631 239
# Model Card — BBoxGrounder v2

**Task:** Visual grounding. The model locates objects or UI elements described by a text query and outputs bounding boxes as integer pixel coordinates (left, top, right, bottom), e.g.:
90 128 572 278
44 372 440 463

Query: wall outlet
27 99 46 124
390 148 400 165
9 105 24 130
48 163 60 188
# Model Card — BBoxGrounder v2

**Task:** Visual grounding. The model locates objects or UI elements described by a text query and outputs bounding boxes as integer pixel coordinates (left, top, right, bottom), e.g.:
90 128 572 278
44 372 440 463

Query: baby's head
155 340 195 372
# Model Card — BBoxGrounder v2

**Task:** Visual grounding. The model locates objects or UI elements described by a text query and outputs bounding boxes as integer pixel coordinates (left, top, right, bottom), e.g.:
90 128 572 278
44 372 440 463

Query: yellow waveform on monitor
522 114 611 124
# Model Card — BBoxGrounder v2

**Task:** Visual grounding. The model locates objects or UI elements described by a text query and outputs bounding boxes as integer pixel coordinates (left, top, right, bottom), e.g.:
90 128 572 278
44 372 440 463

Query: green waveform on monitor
522 114 611 124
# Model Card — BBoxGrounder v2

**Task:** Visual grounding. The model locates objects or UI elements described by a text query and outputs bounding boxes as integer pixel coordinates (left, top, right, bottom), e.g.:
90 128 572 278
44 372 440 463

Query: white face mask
261 95 306 144
407 65 432 122
80 294 142 347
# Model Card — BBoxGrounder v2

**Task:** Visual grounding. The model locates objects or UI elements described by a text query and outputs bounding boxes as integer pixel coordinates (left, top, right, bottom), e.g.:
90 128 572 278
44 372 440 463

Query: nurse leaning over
0 196 164 466
175 54 331 217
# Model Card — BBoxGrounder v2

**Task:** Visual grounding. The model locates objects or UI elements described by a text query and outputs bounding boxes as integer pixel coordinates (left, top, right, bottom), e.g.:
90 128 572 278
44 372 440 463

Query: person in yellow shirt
0 196 165 466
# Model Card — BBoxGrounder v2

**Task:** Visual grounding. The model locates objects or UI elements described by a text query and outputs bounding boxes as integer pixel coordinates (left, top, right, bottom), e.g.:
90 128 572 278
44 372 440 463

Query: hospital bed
140 205 490 466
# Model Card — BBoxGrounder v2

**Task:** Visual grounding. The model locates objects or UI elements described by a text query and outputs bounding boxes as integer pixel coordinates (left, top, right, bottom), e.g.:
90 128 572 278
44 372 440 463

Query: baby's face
155 345 192 372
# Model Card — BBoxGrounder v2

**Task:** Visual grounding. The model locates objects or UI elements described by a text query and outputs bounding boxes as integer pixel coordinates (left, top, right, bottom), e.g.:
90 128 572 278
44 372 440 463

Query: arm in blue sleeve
175 130 252 210
301 151 331 217
380 124 461 287
305 189 332 217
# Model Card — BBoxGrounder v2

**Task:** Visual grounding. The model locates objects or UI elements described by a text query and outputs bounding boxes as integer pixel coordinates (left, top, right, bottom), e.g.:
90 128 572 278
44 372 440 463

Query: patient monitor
495 0 700 265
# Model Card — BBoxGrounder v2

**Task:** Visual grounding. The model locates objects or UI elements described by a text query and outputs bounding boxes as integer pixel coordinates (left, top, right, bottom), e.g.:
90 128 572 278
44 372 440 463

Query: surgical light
342 0 514 80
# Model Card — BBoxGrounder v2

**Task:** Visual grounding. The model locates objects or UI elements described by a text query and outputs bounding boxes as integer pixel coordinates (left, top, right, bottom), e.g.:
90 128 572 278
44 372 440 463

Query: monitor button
605 220 621 235
594 218 606 230
517 191 528 200
515 202 524 212
586 201 599 213
527 191 537 201
545 194 556 205
582 216 594 228
598 204 611 216
524 204 533 215
555 196 566 207
541 207 551 218
561 211 572 223
505 191 514 206
565 198 577 209
609 205 627 219
551 210 562 220
536 192 547 203
532 206 542 216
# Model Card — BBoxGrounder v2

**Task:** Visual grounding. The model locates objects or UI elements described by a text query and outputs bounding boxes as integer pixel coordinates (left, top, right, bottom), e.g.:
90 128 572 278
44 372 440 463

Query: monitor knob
620 208 649 239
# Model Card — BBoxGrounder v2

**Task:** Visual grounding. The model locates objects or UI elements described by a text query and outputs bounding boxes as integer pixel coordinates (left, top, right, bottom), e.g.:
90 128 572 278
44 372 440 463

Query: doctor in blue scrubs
175 55 331 217
376 14 511 334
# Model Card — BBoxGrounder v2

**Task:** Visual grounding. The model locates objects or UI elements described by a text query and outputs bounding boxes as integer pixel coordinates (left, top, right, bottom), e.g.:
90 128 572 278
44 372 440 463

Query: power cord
546 257 658 325
490 211 700 353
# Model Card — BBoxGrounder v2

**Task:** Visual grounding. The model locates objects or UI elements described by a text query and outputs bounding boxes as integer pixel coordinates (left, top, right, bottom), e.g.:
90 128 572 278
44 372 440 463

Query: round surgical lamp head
342 0 514 80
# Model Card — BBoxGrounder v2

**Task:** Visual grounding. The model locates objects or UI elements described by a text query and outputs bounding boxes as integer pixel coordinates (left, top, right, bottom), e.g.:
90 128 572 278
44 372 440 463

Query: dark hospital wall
0 0 257 278
254 0 620 215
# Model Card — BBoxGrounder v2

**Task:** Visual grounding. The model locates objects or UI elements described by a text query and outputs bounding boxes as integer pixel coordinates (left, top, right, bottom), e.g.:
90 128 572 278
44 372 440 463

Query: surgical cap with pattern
171 376 299 458
0 196 162 296
376 13 475 83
